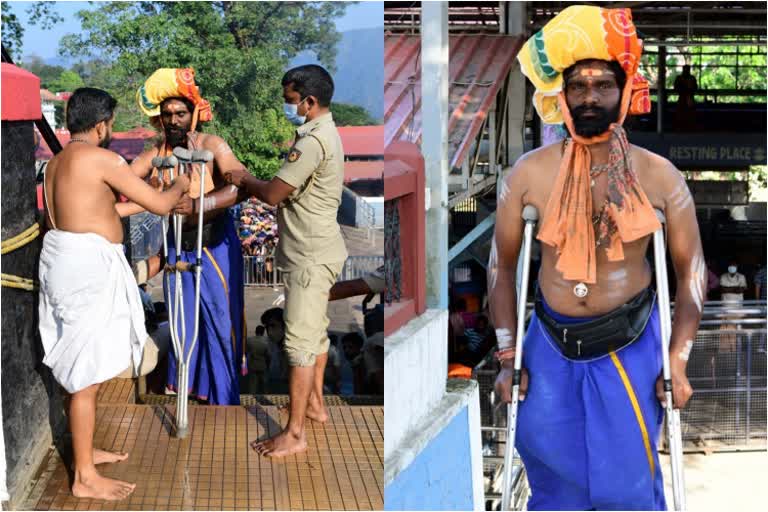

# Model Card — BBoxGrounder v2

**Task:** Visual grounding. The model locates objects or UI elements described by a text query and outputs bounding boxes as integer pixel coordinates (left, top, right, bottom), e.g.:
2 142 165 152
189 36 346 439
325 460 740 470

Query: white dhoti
38 230 148 393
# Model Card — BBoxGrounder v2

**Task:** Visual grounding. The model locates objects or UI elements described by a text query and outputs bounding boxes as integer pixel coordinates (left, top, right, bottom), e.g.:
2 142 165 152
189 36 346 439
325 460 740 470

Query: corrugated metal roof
338 125 384 157
384 33 523 169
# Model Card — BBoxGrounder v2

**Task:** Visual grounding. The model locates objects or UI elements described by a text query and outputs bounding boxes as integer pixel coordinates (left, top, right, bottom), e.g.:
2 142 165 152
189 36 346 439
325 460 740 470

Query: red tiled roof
338 125 384 157
35 128 158 161
40 89 60 102
344 161 384 183
385 33 523 169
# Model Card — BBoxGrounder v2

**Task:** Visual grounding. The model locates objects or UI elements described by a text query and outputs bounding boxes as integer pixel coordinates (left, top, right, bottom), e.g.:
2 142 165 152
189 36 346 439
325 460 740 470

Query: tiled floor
22 404 383 511
96 379 136 404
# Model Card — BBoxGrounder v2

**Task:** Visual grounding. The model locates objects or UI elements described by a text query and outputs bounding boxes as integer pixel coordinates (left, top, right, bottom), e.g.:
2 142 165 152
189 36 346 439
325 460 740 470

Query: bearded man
491 6 704 509
129 68 247 405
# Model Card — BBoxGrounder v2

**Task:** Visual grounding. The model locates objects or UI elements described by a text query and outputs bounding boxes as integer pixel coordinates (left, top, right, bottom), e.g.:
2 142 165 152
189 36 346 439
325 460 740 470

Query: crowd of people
235 197 279 257
240 304 384 397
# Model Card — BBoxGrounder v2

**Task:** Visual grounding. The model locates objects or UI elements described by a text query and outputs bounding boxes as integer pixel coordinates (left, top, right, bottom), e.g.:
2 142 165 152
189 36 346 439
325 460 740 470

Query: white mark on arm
499 177 511 202
668 178 693 211
678 339 694 362
214 141 233 156
688 252 706 313
488 237 499 293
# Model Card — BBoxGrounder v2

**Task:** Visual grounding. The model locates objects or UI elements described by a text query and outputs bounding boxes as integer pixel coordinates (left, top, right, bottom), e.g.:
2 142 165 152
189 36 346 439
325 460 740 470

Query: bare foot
93 449 129 465
250 430 307 458
72 471 136 501
277 400 328 423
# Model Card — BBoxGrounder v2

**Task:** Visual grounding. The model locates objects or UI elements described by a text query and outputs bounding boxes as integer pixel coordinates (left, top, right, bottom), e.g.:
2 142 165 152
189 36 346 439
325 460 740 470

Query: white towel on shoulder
38 230 147 393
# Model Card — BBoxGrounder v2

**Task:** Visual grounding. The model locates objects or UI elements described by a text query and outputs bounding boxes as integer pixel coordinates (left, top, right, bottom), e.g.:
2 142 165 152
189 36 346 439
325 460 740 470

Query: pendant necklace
574 282 589 298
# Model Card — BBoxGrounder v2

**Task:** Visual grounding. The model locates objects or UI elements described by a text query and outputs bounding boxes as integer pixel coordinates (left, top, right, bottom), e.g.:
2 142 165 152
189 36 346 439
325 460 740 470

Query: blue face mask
283 97 308 126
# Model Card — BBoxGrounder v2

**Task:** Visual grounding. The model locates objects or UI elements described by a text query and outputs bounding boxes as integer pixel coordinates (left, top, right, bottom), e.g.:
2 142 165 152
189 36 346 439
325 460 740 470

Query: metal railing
243 255 384 288
676 327 766 452
339 255 384 281
242 255 282 287
473 305 767 508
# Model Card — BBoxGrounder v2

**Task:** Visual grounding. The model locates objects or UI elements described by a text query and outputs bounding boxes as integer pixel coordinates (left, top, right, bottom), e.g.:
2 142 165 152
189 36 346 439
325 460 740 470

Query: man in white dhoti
38 88 190 501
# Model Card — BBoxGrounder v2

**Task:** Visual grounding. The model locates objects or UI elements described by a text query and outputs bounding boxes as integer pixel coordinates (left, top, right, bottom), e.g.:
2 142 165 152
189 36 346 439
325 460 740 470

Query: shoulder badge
287 147 302 163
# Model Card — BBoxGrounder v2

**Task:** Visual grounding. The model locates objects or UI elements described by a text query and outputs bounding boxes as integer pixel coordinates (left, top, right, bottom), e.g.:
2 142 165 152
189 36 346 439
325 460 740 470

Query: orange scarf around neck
536 78 661 284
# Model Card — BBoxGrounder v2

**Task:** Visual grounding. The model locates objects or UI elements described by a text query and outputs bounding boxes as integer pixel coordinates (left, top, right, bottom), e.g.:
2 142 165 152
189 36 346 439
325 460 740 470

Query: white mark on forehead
689 252 705 313
228 185 237 194
488 237 499 292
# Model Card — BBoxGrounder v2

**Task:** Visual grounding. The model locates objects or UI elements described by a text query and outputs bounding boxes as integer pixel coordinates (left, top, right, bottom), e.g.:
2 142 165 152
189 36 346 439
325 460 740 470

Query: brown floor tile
21 403 382 511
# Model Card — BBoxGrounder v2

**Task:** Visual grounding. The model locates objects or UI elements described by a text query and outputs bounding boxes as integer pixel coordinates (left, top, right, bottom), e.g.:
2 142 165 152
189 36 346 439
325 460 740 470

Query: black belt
178 216 226 252
535 286 655 360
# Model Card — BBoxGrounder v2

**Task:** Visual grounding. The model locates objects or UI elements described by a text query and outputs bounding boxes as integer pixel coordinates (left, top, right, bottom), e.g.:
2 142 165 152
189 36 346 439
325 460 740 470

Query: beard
99 134 112 149
165 127 189 148
570 103 620 137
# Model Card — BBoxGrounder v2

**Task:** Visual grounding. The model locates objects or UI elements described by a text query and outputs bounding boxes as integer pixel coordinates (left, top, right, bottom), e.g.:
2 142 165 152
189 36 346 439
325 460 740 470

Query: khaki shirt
275 112 348 271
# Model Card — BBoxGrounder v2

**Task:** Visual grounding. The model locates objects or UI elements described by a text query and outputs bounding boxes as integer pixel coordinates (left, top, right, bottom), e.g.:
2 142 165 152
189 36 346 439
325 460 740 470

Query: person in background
706 258 720 301
324 333 342 394
362 305 384 394
241 325 270 394
341 332 365 395
720 261 747 303
754 264 766 302
261 307 289 393
465 314 491 355
719 261 748 351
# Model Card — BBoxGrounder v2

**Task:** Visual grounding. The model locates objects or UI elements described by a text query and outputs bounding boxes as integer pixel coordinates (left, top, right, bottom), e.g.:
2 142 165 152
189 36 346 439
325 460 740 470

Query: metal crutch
151 155 182 385
169 147 214 438
653 209 687 511
501 204 539 511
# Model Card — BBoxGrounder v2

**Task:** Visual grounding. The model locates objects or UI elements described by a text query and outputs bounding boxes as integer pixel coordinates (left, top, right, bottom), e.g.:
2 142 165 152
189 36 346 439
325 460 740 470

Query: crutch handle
522 204 539 222
152 155 178 170
655 208 666 225
172 147 193 162
191 149 214 163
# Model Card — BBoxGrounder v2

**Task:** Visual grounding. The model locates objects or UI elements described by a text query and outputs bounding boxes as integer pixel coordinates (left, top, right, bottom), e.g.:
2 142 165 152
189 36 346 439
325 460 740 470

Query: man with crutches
130 68 249 406
491 6 702 510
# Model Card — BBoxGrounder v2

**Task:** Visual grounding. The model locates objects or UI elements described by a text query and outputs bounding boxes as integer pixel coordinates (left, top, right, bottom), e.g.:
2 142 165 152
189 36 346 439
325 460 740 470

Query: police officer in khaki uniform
224 64 348 458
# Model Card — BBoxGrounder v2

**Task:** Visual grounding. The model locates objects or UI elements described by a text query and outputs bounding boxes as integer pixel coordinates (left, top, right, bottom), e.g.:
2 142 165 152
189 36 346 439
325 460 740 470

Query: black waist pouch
179 215 226 252
535 287 655 359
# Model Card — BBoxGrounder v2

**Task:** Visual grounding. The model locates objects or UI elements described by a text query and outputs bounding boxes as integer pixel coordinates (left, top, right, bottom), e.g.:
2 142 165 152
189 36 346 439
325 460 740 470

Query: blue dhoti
516 292 667 510
165 214 245 405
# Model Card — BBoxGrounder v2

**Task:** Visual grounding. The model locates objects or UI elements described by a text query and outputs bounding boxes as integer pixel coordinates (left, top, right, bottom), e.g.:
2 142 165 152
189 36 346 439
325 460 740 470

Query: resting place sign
630 133 767 168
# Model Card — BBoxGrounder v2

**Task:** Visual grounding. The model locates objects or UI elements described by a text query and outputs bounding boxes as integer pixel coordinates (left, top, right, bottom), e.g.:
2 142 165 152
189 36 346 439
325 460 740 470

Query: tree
20 55 64 89
332 102 377 126
641 43 766 104
59 1 351 178
48 70 85 93
1 2 63 61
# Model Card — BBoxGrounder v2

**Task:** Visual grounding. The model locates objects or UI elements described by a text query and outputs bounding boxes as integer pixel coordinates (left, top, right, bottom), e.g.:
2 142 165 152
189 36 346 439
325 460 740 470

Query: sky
6 0 384 63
